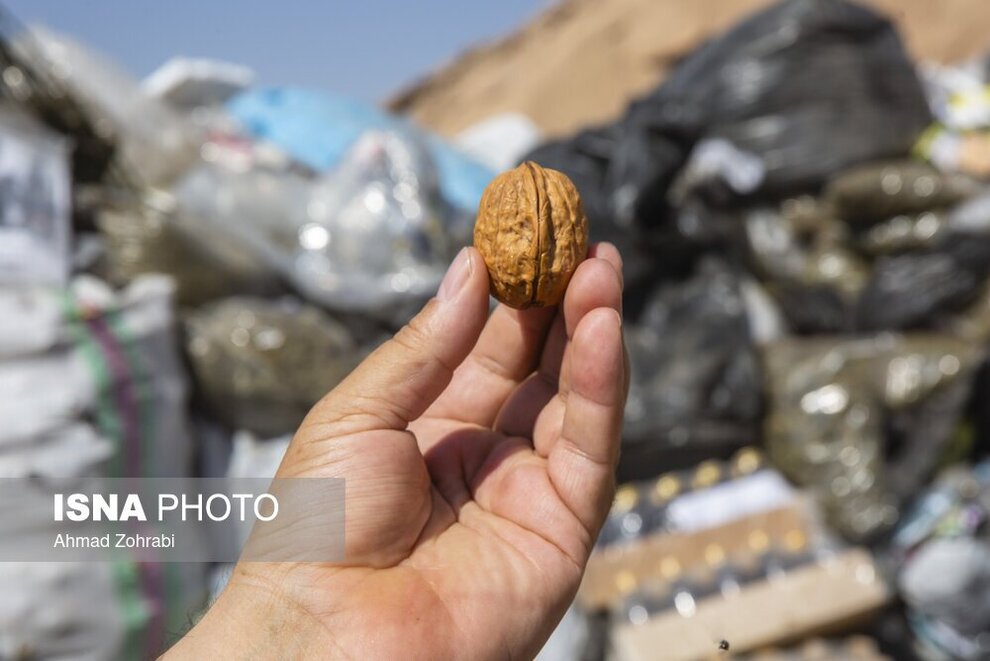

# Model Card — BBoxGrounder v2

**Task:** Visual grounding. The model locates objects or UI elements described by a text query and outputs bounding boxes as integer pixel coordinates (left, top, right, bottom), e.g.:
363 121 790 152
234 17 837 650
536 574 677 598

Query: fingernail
438 248 472 302
608 307 623 329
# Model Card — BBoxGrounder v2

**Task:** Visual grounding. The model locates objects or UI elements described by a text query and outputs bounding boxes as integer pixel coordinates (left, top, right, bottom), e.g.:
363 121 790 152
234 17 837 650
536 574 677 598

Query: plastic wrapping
0 562 126 660
525 125 667 293
823 160 978 226
0 275 194 477
142 57 254 110
856 232 990 331
621 259 761 479
764 334 982 540
527 0 932 266
0 274 206 660
947 188 990 233
210 430 292 602
741 184 990 333
0 424 111 479
0 284 63 357
291 130 461 316
857 211 947 256
893 462 990 660
97 196 280 307
227 86 494 214
185 298 358 437
174 130 461 324
915 55 990 179
454 112 542 172
744 202 868 334
13 25 199 186
921 57 990 132
0 105 71 286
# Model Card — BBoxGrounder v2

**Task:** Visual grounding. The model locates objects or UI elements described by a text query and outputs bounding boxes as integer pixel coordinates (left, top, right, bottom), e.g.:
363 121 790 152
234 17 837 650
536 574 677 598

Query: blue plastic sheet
227 87 494 213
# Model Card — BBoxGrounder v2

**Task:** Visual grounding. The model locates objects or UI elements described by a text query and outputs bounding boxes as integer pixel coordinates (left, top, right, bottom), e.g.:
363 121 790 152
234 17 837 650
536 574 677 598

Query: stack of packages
586 449 888 661
510 0 990 658
0 105 205 656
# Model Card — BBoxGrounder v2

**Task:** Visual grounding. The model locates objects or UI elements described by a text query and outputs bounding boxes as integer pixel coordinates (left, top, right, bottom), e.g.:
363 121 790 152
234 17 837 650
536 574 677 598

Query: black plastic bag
856 232 990 331
526 0 932 254
742 204 864 334
768 281 850 334
620 259 762 480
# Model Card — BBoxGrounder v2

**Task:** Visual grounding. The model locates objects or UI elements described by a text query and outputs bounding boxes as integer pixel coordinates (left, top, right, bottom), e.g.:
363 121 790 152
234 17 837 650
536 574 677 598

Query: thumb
304 247 490 435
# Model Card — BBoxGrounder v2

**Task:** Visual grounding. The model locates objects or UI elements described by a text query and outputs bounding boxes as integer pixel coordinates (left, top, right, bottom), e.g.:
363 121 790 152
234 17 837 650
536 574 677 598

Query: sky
1 1 545 103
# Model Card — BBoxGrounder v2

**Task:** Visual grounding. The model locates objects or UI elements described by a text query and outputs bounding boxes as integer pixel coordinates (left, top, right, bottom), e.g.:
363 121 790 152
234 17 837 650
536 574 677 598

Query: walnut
473 161 589 308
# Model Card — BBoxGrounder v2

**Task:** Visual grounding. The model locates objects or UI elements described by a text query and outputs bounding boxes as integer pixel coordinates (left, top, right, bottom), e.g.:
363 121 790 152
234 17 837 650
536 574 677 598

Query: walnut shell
473 161 589 308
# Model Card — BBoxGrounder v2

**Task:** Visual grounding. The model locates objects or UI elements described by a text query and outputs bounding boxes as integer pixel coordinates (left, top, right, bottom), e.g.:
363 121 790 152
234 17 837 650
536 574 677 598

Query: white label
666 470 796 533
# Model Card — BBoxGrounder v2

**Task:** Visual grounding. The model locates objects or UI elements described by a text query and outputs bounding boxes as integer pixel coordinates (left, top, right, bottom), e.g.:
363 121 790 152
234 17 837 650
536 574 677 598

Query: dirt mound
388 0 990 139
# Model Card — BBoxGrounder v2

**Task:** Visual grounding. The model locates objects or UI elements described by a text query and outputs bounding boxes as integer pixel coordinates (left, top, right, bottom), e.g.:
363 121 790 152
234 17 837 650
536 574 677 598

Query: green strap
106 296 208 652
58 291 145 661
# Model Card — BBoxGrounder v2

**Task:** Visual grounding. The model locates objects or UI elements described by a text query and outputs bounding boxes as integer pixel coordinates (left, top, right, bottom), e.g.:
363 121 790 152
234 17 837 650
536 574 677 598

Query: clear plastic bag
764 334 981 540
185 297 358 437
98 195 280 307
0 105 71 286
174 129 461 325
14 25 199 186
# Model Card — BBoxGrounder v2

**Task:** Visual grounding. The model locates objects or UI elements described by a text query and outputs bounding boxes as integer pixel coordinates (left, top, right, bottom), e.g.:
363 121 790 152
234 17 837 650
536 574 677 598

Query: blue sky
2 1 543 103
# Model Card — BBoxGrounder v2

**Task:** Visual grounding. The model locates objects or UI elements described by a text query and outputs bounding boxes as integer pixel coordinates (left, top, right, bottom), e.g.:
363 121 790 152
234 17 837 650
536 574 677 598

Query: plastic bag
454 112 542 172
0 105 71 287
142 57 255 110
0 275 194 477
0 284 63 357
526 0 932 251
0 424 111 479
856 232 990 331
743 204 867 334
185 297 358 437
97 197 281 307
947 188 990 233
227 87 494 214
823 160 978 226
620 259 761 480
0 276 207 659
894 462 990 660
921 57 990 132
0 562 125 660
13 25 199 186
764 334 981 540
857 211 946 255
527 125 679 293
290 130 461 318
174 130 461 324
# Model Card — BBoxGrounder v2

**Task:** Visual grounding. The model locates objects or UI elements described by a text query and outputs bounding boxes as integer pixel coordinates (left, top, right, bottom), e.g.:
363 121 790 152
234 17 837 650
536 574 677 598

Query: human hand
165 243 627 660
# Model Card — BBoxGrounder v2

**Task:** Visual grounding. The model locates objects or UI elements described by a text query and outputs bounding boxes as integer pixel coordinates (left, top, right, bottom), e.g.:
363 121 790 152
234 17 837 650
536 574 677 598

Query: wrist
161 564 335 659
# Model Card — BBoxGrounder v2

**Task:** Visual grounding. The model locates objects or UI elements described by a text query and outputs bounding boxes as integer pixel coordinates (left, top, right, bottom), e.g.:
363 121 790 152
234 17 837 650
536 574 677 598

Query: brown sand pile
388 0 990 139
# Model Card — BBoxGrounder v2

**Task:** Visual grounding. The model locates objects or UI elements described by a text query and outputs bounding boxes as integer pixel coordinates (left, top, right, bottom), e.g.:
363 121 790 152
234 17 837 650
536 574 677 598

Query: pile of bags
519 1 990 658
0 275 206 659
2 0 990 658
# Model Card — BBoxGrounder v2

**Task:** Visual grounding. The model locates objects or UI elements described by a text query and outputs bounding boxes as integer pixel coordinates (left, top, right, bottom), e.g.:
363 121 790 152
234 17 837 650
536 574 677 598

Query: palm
231 246 625 659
